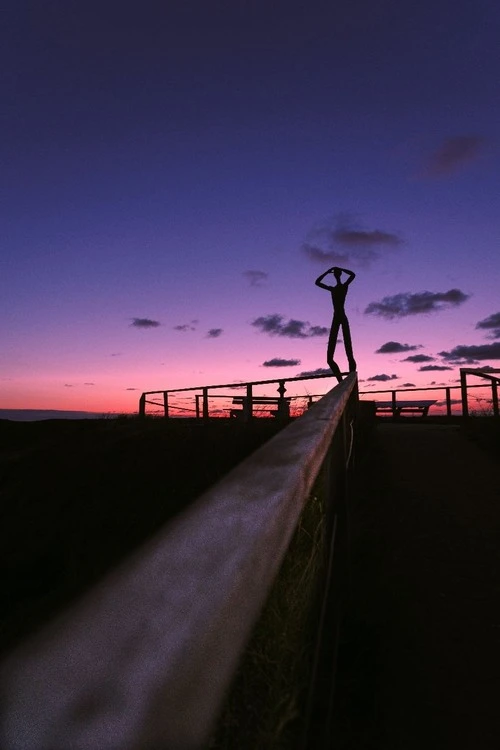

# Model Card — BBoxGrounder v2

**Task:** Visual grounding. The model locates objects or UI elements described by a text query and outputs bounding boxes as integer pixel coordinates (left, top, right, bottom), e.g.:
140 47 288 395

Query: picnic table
375 399 436 418
230 396 291 419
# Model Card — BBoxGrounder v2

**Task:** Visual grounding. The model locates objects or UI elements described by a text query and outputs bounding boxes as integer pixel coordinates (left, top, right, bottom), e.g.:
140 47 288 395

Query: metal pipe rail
460 367 500 418
0 374 358 750
139 372 338 420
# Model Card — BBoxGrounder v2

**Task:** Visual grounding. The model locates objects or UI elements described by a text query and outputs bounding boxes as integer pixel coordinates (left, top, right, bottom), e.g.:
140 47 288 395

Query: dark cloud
243 270 268 287
367 373 399 382
126 387 137 391
436 398 462 406
296 367 332 377
425 135 484 177
365 289 469 319
444 357 479 366
439 342 500 361
262 358 301 367
110 352 122 357
251 314 328 339
376 341 421 354
131 317 161 328
419 365 453 371
174 323 196 332
207 328 223 338
402 354 435 363
64 383 74 387
476 312 500 339
403 382 416 387
302 215 402 267
84 382 95 386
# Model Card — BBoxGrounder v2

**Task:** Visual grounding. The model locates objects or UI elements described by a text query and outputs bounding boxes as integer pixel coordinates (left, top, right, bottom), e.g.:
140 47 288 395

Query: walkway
332 423 500 750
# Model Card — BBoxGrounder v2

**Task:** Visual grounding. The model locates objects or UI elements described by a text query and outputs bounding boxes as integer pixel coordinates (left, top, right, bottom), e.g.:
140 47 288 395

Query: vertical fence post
277 380 288 420
195 395 200 420
202 388 209 423
244 384 253 422
446 387 451 418
460 370 469 418
492 380 499 418
139 393 146 418
391 390 397 419
163 392 169 419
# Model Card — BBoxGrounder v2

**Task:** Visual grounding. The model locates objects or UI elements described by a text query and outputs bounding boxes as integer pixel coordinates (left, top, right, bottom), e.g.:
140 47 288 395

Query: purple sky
1 0 499 412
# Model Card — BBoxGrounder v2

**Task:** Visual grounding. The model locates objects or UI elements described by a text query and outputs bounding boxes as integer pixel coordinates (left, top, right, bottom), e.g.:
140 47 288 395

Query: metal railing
139 367 499 421
0 374 359 750
460 367 500 418
139 372 339 421
358 368 499 419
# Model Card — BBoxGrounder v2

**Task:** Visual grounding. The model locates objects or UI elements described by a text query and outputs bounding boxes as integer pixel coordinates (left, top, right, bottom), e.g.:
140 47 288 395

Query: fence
139 367 500 421
138 372 338 420
460 367 500 418
0 374 359 750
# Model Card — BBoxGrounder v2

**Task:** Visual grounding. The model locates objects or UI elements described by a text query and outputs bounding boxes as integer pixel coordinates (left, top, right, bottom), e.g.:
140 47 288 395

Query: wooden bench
230 396 291 419
375 399 437 418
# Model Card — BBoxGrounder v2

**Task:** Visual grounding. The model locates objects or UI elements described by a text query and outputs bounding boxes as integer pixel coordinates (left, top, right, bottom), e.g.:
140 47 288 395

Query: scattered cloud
174 323 196 332
402 354 435 363
297 367 332 377
365 289 469 319
126 387 138 391
439 342 500 361
252 314 328 338
243 270 268 287
443 357 479 366
403 382 416 387
84 382 95 386
476 312 500 339
207 328 223 338
424 135 484 177
262 357 301 367
131 317 161 328
302 215 402 267
110 352 122 357
64 383 74 387
375 341 421 354
419 365 453 371
367 373 399 382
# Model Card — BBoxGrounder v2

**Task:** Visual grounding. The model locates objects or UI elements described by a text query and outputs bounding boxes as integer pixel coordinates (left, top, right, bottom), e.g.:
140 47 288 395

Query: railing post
202 388 209 423
391 390 397 419
139 393 146 418
460 370 468 418
163 392 169 419
195 394 200 420
277 380 288 420
492 380 499 418
446 387 451 418
244 384 253 422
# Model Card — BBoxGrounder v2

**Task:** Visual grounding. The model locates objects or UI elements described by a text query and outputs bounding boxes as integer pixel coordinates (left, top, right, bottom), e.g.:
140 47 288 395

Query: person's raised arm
315 267 336 290
338 267 356 285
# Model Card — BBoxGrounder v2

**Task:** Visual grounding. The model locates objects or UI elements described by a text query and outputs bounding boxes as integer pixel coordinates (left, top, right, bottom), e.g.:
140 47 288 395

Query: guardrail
460 367 500 418
0 374 358 750
139 369 499 421
138 372 338 420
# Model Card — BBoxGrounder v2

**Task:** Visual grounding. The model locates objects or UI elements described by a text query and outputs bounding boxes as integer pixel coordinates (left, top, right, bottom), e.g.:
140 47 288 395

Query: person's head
333 268 342 282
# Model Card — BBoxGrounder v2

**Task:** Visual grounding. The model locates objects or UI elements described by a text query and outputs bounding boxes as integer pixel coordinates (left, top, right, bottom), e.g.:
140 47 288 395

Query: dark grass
0 416 287 656
210 472 329 750
462 415 500 460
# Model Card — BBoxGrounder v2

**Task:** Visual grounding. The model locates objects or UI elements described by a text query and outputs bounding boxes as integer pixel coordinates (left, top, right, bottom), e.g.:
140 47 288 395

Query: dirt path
332 423 500 750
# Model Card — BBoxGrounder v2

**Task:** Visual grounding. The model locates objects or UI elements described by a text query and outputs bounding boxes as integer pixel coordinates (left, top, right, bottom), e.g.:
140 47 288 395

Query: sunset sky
2 0 499 415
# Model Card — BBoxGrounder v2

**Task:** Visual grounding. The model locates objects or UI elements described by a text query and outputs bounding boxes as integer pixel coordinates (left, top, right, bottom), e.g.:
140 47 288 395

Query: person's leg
327 319 343 382
342 317 356 371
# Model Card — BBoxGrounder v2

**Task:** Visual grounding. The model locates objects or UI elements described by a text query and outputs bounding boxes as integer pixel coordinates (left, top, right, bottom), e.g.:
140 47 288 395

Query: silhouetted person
315 266 356 382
